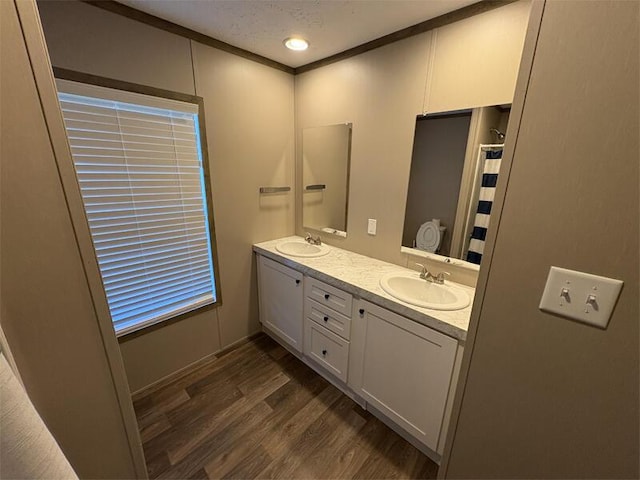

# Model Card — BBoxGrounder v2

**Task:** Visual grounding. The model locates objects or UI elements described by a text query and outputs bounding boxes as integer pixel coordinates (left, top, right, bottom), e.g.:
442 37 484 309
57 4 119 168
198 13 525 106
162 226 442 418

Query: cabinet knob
324 294 330 300
295 279 300 285
359 308 365 316
322 349 327 356
323 316 328 322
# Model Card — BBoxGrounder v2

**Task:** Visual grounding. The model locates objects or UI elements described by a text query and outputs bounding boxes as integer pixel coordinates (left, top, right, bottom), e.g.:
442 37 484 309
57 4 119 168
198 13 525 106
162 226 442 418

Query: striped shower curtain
466 146 503 265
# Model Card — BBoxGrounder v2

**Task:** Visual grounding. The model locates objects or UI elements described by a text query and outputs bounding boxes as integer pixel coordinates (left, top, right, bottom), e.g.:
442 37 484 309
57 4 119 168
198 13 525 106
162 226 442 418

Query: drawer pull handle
322 349 327 356
295 279 300 285
324 294 330 300
323 316 328 322
359 308 365 316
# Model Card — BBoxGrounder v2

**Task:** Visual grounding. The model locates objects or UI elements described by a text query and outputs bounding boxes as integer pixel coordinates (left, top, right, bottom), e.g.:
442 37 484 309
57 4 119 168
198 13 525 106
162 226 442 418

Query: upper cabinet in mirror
402 106 510 265
302 123 352 237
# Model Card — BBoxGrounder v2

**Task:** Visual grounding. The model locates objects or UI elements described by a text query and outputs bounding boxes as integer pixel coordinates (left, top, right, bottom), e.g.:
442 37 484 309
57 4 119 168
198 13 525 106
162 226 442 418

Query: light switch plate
367 218 377 235
539 266 623 329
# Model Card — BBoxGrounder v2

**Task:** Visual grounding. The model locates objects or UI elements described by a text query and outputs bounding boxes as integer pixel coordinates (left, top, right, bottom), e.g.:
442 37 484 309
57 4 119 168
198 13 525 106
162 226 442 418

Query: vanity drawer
304 318 349 383
304 298 351 340
305 298 351 340
304 277 353 317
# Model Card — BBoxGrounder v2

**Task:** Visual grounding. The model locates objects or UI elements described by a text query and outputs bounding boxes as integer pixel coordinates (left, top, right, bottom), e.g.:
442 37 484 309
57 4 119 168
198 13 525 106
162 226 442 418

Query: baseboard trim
130 330 263 400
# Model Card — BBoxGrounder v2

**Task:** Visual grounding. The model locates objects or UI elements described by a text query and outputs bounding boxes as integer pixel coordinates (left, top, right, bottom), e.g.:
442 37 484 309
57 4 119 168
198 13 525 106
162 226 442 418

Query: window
56 78 220 336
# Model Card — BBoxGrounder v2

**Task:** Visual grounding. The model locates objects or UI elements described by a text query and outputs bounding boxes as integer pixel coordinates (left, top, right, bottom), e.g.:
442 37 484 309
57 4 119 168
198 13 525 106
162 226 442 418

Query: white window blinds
57 80 217 336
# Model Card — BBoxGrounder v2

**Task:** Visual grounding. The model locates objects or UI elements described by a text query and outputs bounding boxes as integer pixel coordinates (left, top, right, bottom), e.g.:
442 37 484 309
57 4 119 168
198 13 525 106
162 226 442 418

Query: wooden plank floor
133 333 438 479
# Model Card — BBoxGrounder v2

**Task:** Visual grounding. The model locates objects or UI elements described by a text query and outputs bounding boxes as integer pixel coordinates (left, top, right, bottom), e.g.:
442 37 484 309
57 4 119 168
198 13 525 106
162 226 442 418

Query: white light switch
367 218 377 235
539 266 623 329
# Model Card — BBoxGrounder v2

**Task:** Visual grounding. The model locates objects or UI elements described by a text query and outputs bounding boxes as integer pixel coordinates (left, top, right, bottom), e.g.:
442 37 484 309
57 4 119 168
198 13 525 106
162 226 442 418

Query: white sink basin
379 272 470 311
275 240 330 258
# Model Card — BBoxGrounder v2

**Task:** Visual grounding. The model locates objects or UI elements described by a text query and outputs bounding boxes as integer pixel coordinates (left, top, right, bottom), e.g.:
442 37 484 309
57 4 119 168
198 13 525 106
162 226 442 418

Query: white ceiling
115 0 478 68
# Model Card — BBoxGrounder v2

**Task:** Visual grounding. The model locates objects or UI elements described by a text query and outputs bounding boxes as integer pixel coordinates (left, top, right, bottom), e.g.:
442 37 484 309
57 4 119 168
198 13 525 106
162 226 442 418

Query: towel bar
259 186 291 194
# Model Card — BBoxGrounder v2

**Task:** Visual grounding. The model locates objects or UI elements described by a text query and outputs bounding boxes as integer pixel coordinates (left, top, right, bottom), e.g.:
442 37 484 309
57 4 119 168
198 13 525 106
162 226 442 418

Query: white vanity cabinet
255 247 464 460
257 255 304 352
349 299 459 454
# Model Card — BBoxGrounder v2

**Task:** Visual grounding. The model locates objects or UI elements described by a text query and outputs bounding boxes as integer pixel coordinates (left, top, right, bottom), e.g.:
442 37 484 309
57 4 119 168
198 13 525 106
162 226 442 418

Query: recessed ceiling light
284 37 309 51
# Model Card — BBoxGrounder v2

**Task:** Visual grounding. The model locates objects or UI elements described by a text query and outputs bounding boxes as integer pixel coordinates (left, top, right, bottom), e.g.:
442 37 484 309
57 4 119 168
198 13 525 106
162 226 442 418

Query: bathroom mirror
402 106 510 265
302 123 352 237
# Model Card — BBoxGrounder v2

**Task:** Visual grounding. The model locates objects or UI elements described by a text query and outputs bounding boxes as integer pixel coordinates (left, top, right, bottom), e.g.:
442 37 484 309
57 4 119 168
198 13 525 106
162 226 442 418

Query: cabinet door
350 300 458 452
258 256 303 352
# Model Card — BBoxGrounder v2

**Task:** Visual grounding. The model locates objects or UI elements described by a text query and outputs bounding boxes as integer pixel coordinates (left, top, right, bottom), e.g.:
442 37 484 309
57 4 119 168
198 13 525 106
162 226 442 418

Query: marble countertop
253 236 474 342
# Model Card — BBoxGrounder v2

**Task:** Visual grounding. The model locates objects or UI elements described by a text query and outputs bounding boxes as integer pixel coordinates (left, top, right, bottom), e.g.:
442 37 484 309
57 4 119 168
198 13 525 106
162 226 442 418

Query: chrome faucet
433 271 451 285
415 263 450 285
304 232 322 245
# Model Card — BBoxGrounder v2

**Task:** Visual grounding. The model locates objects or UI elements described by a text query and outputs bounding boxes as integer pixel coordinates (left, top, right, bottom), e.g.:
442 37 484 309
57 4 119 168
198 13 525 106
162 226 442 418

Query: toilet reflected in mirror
416 218 446 253
402 105 510 264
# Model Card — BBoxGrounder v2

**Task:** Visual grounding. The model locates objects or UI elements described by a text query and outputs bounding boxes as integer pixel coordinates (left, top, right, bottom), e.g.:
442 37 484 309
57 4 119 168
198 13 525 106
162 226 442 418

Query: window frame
54 67 223 339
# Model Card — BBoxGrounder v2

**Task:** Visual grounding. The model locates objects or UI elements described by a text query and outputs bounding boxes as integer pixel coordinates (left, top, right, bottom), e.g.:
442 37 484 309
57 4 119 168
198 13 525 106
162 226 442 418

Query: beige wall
295 32 433 263
36 0 195 94
295 1 531 284
425 0 531 113
192 43 295 349
37 0 294 392
1 1 145 477
443 1 639 477
118 311 221 393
